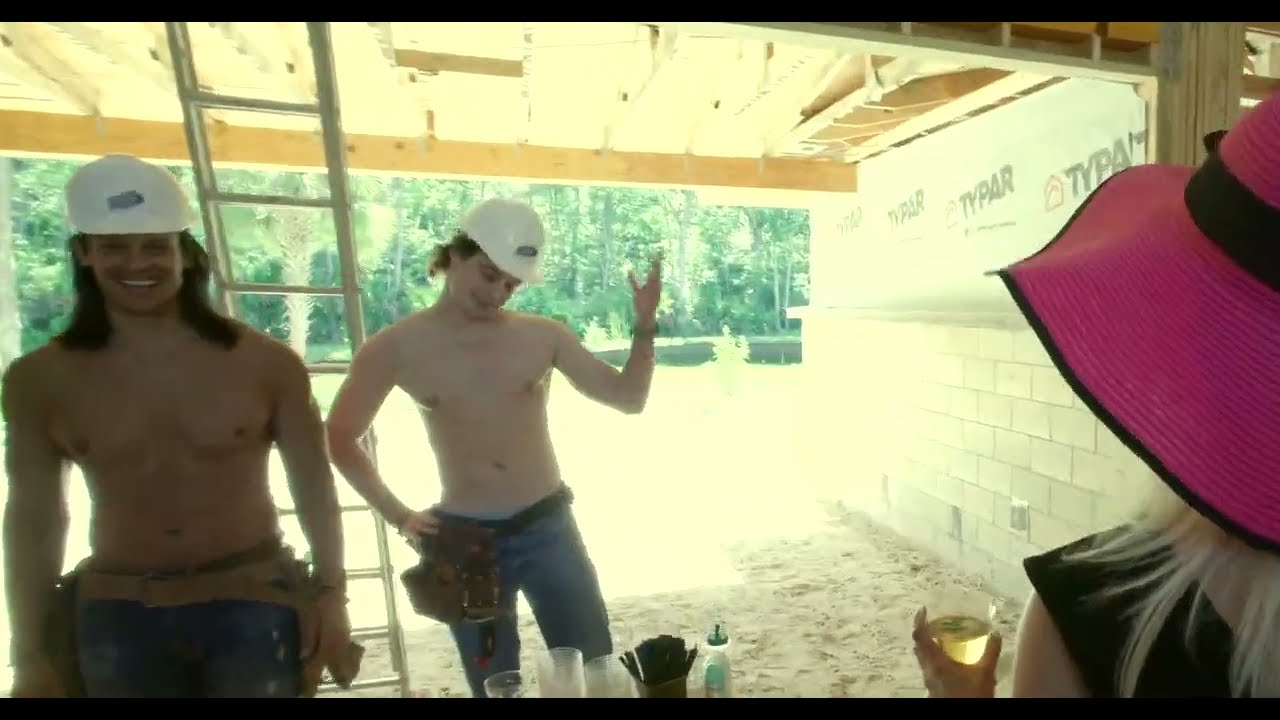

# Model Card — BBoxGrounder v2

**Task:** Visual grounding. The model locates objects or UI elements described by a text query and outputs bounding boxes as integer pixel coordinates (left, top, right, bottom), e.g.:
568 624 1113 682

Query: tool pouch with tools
400 519 501 626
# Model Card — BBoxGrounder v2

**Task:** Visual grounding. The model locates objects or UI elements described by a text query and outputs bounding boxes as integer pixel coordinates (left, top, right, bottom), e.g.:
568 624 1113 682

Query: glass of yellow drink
925 589 998 665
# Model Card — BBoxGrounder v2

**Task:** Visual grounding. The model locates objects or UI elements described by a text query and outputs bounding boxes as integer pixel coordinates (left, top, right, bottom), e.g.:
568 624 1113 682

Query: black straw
619 635 699 686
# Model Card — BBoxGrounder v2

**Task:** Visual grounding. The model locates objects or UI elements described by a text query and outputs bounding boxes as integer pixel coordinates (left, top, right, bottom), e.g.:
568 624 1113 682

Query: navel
492 461 508 471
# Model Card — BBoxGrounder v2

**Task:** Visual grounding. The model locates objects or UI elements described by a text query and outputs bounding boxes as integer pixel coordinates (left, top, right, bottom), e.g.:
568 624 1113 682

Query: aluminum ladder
162 21 411 697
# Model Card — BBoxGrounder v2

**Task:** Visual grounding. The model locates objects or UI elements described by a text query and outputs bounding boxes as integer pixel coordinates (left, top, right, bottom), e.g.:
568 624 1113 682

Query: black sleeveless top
1022 527 1240 697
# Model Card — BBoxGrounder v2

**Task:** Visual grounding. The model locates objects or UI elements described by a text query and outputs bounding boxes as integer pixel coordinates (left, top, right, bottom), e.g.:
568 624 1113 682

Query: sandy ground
330 504 1020 699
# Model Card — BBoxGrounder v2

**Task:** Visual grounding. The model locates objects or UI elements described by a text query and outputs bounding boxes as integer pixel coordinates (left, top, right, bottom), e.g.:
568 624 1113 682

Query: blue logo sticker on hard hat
515 245 539 258
107 190 145 211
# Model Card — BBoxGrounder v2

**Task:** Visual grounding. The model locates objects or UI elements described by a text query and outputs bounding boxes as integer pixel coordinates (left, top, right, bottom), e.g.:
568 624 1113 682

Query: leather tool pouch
400 520 500 626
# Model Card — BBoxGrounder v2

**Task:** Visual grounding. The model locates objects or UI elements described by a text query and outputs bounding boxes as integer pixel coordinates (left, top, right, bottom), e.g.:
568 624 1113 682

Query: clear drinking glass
924 588 999 665
536 647 587 698
484 670 530 698
584 654 634 698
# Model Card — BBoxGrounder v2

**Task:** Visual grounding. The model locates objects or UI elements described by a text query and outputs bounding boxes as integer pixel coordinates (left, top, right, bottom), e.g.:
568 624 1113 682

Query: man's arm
551 319 656 415
267 345 345 587
1 355 70 665
324 332 413 528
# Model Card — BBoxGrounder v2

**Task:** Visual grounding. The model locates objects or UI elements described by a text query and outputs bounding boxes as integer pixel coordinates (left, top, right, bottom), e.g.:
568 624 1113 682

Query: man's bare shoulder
232 325 309 380
0 344 71 416
507 312 572 342
355 310 429 356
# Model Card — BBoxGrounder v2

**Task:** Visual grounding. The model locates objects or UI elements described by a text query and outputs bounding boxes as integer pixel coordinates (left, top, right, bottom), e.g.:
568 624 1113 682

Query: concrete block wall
799 314 1154 601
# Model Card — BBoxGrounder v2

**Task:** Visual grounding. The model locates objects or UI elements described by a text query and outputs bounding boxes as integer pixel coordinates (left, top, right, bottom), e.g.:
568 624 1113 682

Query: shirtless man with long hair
2 154 352 697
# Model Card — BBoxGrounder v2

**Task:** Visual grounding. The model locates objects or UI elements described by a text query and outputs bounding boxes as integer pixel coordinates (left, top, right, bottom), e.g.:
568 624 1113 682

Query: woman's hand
912 607 1003 698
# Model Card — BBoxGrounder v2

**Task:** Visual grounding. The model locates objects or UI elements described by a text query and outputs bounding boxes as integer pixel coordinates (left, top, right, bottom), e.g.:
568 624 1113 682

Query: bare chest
400 338 553 416
52 358 272 467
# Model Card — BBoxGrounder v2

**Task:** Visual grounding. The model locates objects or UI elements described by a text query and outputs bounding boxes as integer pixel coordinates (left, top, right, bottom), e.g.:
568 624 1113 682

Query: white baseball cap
460 197 546 284
65 154 196 236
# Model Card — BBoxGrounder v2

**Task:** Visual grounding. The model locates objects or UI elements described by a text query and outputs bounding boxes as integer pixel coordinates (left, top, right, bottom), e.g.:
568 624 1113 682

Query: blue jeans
76 598 302 697
438 503 613 697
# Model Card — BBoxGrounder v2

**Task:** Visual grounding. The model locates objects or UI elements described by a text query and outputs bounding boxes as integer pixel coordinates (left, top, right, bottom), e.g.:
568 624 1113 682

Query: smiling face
446 250 523 320
75 232 189 315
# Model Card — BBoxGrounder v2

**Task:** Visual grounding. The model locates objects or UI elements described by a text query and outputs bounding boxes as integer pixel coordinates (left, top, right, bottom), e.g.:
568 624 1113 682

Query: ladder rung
316 674 403 694
306 362 351 374
189 90 319 116
226 281 345 296
347 567 384 581
351 625 391 642
212 191 335 209
278 503 374 517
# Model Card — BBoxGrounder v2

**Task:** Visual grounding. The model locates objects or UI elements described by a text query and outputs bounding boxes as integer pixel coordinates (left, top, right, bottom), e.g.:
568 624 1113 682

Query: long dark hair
56 231 241 351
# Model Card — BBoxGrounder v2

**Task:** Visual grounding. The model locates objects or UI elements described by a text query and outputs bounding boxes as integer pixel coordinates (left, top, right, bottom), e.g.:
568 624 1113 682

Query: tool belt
45 536 361 697
400 486 574 664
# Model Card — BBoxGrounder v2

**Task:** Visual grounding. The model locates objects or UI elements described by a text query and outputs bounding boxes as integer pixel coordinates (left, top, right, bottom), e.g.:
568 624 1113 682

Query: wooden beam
44 22 231 126
1244 73 1280 102
394 48 522 78
0 22 99 116
652 22 1158 82
1106 22 1160 44
604 27 681 150
804 67 1016 146
843 71 1057 162
1247 22 1280 37
0 110 856 194
211 22 311 103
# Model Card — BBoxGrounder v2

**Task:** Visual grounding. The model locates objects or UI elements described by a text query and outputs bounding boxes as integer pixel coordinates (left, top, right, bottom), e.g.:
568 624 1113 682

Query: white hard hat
460 197 546 284
65 154 196 236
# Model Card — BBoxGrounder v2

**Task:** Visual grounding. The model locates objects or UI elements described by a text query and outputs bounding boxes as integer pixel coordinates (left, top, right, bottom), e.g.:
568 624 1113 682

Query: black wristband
632 323 659 338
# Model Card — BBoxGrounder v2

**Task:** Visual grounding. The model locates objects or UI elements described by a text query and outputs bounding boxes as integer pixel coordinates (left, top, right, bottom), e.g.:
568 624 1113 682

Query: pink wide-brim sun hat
994 92 1280 552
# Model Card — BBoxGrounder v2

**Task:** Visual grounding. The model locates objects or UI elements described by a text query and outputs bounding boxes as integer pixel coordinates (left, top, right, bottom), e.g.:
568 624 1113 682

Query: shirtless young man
1 154 352 697
326 197 661 697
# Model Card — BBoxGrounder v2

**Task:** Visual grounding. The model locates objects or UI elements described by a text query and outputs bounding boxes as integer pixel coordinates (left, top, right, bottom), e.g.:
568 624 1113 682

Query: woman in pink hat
912 91 1280 698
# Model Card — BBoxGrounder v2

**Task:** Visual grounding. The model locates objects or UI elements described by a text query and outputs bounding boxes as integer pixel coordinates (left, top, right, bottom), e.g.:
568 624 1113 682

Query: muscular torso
41 331 281 572
390 312 563 516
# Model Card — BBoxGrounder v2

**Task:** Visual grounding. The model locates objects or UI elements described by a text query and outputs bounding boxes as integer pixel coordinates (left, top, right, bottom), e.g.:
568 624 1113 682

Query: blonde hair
1065 472 1280 697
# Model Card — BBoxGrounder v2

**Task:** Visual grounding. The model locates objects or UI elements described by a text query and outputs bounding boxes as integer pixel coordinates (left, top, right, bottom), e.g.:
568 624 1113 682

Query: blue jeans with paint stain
438 502 613 698
76 598 302 697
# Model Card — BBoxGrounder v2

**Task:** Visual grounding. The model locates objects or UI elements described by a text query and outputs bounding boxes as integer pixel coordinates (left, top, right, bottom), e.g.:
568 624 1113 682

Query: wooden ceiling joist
1244 73 1280 102
394 48 522 79
654 22 1158 82
603 26 682 151
210 22 311 104
46 22 171 100
843 70 1057 162
0 22 100 117
1 21 1179 196
768 55 966 156
0 109 856 194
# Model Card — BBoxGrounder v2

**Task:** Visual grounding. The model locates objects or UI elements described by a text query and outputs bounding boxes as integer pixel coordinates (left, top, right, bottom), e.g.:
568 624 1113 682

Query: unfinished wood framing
0 21 1197 195
1151 22 1247 166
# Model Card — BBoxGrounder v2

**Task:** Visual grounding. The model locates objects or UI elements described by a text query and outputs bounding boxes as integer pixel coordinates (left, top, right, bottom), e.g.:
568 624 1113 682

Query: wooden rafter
45 22 230 126
362 22 428 141
768 55 912 155
601 26 682 151
0 22 99 117
0 109 857 194
394 48 522 78
842 71 1057 162
210 22 312 105
686 41 772 153
1244 74 1280 101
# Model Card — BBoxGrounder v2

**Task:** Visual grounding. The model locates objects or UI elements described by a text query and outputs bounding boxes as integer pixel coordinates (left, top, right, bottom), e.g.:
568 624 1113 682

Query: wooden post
1151 22 1246 166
